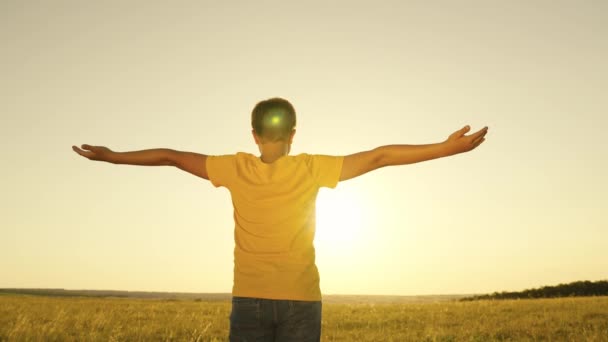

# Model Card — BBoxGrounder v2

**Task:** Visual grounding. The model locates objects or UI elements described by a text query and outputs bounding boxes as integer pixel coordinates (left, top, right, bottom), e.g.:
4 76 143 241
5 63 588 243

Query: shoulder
208 152 252 161
294 153 344 173
288 153 344 165
291 153 311 161
235 152 255 160
288 153 318 167
296 153 343 188
298 153 343 164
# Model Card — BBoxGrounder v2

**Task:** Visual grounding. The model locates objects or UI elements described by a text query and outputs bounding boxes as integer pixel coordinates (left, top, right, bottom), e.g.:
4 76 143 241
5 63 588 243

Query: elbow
373 146 389 168
162 149 179 166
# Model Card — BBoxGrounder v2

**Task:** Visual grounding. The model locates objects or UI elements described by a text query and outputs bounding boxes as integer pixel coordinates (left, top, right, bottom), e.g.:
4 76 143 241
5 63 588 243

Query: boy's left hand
443 125 488 155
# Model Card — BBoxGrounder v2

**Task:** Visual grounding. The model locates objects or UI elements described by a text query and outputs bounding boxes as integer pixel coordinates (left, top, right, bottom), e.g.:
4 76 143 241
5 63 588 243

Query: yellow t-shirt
206 152 344 301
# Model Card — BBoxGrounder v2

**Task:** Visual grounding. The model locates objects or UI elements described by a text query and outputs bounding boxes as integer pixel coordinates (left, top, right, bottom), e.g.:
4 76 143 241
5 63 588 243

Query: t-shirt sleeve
206 154 237 188
306 154 344 188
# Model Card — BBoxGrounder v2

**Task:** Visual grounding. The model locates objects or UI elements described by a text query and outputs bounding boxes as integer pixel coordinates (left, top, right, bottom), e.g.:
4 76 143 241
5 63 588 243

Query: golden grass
1 295 607 341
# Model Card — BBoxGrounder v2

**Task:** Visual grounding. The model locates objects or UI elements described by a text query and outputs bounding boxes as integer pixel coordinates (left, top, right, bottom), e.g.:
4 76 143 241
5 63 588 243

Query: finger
458 125 471 137
450 125 470 139
82 144 92 150
469 126 488 142
73 145 92 158
471 130 487 144
472 137 486 149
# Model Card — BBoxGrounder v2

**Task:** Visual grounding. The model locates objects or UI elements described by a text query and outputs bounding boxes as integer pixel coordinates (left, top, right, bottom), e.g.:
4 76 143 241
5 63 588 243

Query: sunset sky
1 1 606 296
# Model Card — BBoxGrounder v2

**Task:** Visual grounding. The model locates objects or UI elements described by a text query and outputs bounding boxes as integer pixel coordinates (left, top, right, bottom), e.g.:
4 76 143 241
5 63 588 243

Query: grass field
1 294 607 341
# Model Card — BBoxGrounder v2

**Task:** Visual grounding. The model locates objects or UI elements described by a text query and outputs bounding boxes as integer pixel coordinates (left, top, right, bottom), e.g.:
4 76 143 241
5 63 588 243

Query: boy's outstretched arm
339 125 488 181
72 144 209 180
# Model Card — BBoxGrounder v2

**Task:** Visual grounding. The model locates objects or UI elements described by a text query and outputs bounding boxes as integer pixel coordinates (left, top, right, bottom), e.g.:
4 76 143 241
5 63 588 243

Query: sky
1 1 606 296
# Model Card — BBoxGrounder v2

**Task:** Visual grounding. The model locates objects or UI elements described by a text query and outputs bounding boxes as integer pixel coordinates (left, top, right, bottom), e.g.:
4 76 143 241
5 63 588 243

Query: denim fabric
229 296 322 342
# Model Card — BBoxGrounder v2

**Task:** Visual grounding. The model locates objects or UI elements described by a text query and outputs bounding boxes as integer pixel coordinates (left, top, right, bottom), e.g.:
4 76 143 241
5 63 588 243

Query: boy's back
207 152 343 301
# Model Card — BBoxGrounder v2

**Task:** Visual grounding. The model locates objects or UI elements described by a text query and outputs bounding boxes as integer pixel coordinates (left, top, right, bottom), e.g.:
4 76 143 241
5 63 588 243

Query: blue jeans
229 296 322 342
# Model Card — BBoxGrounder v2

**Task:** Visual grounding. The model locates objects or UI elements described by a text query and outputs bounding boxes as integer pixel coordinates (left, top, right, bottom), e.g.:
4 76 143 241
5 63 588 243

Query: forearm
108 148 176 166
377 142 452 167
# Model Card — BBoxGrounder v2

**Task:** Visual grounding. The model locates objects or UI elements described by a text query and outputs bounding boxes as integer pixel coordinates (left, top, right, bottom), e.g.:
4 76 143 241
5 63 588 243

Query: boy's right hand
72 144 114 162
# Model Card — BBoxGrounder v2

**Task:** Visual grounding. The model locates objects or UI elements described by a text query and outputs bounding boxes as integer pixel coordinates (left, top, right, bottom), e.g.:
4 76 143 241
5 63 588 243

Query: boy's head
251 97 297 144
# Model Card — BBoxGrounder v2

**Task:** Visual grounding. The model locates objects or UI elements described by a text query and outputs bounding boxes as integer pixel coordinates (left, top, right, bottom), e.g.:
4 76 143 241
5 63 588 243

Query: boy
72 97 488 341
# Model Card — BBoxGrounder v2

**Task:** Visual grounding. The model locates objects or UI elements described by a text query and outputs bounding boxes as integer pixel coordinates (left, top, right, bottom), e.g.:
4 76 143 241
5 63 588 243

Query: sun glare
315 188 367 252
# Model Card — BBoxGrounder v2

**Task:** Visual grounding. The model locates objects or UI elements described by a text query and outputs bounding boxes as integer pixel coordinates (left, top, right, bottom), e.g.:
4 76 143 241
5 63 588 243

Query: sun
314 187 367 251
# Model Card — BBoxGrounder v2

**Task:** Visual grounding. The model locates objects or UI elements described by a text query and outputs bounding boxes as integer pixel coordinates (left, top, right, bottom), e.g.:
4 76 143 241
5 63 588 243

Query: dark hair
251 97 297 142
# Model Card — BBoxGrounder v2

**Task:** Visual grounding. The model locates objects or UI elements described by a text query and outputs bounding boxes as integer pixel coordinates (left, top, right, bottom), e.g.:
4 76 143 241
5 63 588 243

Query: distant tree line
461 280 608 301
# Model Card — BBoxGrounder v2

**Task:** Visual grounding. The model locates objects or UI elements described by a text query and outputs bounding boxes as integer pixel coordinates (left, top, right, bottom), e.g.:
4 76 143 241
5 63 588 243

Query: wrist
106 151 120 164
438 141 455 157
